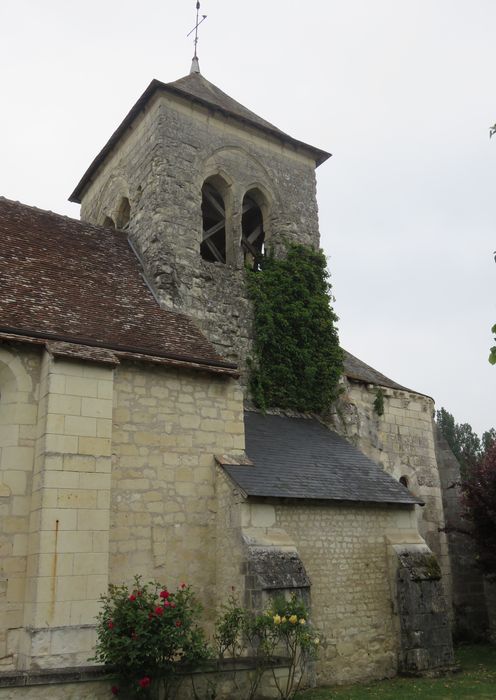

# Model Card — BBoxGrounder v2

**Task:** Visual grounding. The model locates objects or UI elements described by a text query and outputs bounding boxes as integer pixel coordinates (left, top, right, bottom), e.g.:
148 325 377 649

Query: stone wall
79 90 322 377
395 546 454 673
110 361 244 618
0 343 244 674
217 494 424 686
0 662 286 700
0 346 40 672
331 379 452 603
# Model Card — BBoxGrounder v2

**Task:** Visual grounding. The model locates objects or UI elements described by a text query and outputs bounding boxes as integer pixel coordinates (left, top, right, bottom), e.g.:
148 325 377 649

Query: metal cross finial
187 1 207 74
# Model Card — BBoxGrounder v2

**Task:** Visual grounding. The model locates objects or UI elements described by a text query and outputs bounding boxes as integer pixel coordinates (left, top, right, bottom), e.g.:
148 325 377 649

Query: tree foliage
436 408 486 474
490 322 496 365
436 407 495 475
487 128 494 363
460 441 496 580
247 244 343 413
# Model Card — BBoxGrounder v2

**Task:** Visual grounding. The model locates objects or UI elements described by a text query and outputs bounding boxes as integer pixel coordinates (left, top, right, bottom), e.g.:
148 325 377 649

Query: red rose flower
180 582 186 589
159 590 169 599
139 677 151 688
154 606 164 616
175 619 181 627
164 600 170 607
111 685 119 695
129 594 136 602
107 621 114 629
137 590 142 597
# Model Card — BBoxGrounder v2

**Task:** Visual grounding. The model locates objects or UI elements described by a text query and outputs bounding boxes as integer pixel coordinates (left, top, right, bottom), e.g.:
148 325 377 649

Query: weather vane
187 1 207 73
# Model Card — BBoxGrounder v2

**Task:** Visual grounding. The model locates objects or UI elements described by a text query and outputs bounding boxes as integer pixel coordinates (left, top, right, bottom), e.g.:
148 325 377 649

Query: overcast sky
0 1 494 434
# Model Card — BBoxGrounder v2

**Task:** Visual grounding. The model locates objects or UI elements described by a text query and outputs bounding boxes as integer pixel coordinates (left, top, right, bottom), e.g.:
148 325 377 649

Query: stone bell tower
70 64 330 375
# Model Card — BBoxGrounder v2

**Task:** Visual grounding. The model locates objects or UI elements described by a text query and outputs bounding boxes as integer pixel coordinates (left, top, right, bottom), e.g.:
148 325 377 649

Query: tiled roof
223 411 422 505
69 74 331 203
0 197 237 376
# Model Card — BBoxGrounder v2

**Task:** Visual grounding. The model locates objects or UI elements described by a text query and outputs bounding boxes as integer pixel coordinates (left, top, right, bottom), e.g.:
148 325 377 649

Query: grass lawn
296 645 496 699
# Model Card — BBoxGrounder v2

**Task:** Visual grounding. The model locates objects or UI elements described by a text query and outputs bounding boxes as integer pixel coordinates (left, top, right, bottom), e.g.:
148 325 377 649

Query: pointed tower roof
168 71 286 136
69 74 331 203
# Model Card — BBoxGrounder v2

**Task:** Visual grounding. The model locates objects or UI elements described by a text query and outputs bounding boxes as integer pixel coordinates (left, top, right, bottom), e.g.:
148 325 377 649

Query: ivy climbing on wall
247 244 343 413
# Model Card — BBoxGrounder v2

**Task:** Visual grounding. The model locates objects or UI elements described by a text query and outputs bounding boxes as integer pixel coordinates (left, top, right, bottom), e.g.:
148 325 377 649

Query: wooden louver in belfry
201 184 226 263
241 194 264 269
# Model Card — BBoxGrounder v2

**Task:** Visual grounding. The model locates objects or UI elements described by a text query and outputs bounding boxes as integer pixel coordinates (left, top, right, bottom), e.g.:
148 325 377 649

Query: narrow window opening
103 216 115 229
201 183 226 263
115 197 131 229
399 476 409 489
242 192 265 270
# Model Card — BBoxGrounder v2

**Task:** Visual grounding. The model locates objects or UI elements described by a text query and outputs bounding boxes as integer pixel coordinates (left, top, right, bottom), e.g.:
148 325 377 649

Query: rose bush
214 593 321 700
93 576 210 699
95 579 321 700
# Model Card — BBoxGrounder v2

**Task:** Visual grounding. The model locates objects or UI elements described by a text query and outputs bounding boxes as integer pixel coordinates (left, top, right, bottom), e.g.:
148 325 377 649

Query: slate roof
343 349 423 395
70 74 331 203
223 411 422 506
0 197 237 376
168 72 288 136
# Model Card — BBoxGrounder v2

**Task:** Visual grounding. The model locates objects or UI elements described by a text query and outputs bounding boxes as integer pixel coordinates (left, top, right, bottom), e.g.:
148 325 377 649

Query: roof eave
221 474 423 507
69 79 331 204
0 327 239 378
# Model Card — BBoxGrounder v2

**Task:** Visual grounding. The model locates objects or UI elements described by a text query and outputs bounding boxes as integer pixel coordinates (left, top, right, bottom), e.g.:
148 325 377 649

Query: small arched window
201 180 226 263
242 190 265 270
399 476 409 489
115 197 131 229
103 216 115 229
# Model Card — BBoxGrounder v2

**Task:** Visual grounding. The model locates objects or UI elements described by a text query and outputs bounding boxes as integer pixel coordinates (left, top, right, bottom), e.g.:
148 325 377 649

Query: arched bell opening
242 189 266 270
201 177 228 264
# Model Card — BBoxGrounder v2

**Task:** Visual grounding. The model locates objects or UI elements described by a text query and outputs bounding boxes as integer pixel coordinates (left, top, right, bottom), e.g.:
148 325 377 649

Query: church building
0 55 459 697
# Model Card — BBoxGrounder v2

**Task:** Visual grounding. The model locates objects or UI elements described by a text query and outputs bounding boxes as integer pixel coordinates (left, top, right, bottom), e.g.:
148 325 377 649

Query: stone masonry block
43 471 80 489
77 436 111 456
81 398 113 419
77 509 110 532
39 508 78 531
1 446 35 470
79 472 110 491
250 504 276 528
44 434 79 455
56 490 98 510
97 380 113 400
47 393 81 416
73 552 108 576
64 376 99 398
64 415 97 437
0 425 20 446
1 470 27 495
